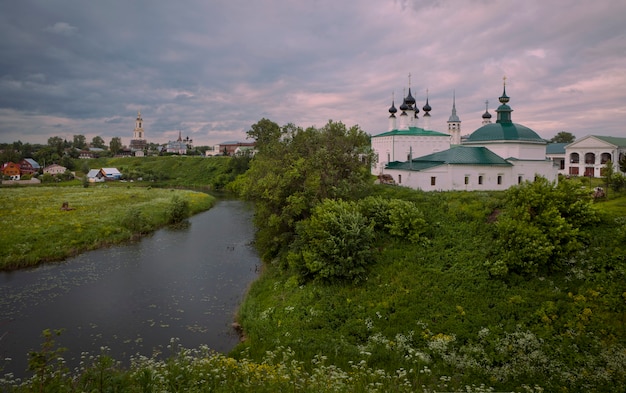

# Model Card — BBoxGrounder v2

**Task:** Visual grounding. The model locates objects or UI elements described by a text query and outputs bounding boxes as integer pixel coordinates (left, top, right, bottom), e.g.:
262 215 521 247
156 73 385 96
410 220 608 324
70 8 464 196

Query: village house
43 164 68 175
19 158 41 175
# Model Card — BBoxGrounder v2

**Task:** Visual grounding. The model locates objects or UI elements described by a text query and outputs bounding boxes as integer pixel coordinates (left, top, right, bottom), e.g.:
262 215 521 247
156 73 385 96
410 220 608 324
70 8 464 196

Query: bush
121 207 150 234
358 196 426 243
165 195 190 224
487 177 599 276
288 199 375 282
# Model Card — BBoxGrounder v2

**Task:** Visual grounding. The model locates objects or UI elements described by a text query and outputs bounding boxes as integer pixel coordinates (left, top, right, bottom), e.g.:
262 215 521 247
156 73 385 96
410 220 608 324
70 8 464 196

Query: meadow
0 186 215 270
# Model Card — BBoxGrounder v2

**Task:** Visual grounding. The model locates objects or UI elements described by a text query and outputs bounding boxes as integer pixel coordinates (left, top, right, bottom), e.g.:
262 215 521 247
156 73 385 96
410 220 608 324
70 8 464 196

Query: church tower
134 111 144 139
447 92 461 145
130 110 147 153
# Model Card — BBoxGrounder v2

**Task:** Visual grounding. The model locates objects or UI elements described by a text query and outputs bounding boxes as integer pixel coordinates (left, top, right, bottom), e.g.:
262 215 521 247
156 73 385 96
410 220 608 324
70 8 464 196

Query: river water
0 199 260 379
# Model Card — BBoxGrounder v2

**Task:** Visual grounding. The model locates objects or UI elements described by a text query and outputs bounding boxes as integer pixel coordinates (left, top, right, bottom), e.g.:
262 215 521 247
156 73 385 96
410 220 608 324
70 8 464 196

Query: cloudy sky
1 0 625 147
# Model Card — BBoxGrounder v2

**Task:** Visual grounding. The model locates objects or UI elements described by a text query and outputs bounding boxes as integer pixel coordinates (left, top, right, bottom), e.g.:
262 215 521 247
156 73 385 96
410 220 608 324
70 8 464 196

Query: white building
373 81 558 191
564 135 626 177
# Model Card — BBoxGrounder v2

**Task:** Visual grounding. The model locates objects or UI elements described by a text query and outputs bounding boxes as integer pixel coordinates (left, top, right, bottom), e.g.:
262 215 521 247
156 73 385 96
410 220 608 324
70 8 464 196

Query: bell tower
130 110 147 153
134 111 144 139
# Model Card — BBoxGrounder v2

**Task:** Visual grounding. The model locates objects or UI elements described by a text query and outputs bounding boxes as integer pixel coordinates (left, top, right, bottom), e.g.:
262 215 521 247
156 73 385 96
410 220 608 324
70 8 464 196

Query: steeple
388 92 397 131
422 89 432 130
447 91 461 145
482 100 492 125
496 76 513 124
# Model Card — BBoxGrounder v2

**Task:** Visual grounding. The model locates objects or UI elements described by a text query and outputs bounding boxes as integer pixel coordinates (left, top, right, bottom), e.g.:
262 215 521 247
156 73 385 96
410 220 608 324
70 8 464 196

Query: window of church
464 176 469 185
478 175 483 185
431 177 436 186
497 175 502 185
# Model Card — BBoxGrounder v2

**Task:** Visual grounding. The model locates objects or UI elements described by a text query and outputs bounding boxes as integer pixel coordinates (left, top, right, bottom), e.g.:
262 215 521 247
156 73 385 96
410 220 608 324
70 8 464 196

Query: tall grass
0 186 215 269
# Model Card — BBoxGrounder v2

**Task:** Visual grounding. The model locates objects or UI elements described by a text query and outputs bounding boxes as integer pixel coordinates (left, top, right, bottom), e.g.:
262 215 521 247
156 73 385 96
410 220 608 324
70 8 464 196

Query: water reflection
0 200 259 378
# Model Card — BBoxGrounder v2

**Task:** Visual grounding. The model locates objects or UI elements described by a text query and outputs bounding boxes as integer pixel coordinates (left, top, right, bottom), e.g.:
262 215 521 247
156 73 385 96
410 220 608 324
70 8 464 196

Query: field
0 185 215 270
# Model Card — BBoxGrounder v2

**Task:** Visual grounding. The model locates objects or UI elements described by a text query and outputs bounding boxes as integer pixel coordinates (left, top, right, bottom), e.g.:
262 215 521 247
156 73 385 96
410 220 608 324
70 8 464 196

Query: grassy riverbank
0 186 215 270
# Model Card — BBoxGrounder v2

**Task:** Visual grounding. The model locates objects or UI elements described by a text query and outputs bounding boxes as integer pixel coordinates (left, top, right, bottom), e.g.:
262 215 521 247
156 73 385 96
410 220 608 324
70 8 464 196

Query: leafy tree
288 199 375 282
73 134 87 149
47 136 64 156
91 136 106 148
0 147 21 163
245 117 283 150
487 177 599 276
549 131 575 144
234 119 374 261
109 137 123 155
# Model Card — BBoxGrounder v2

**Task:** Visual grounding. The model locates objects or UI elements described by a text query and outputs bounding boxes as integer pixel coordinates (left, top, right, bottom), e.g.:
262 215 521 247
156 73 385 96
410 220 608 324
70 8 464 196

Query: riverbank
0 185 215 270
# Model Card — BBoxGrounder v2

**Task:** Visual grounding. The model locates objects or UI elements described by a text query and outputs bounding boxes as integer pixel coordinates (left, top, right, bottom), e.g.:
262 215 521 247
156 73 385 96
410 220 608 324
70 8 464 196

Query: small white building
43 164 67 175
564 135 626 177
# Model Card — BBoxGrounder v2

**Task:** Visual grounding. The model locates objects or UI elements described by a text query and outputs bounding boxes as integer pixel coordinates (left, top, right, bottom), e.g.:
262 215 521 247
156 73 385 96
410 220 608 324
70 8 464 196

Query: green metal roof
546 143 567 154
592 135 626 148
385 145 512 171
372 126 450 138
465 122 545 143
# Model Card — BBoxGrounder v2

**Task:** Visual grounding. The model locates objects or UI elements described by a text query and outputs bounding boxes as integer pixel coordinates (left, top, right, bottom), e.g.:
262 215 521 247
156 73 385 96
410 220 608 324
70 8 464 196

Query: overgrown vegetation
0 186 215 269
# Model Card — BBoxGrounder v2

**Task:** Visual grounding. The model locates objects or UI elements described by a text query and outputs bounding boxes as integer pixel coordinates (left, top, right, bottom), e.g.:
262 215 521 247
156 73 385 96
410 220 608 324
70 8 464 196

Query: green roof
592 135 626 147
546 143 567 154
465 122 545 143
385 146 512 171
373 126 450 138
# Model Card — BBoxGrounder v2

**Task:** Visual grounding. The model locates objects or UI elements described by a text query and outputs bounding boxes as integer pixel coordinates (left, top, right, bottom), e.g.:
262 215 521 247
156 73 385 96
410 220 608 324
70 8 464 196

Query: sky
1 0 625 148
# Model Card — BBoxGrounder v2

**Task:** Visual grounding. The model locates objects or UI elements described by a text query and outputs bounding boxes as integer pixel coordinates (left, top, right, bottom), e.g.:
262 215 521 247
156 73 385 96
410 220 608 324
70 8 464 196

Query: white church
371 80 558 191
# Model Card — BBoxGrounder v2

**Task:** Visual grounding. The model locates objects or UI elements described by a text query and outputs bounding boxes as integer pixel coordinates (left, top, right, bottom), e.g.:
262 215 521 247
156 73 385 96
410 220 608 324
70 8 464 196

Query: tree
549 131 575 144
73 134 87 150
602 160 614 198
288 199 375 282
486 177 599 276
47 136 64 156
245 117 283 151
233 119 375 261
91 136 105 148
109 137 122 155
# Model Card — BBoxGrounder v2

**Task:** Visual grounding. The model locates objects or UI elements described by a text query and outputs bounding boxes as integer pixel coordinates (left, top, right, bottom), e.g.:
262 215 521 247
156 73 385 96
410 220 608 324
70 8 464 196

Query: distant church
129 111 147 156
371 78 558 191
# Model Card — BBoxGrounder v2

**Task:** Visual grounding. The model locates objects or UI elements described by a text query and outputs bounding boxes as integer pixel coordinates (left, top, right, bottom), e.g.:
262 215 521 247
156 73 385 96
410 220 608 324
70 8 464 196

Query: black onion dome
399 98 409 111
388 100 397 114
482 110 492 119
405 88 416 106
422 98 431 112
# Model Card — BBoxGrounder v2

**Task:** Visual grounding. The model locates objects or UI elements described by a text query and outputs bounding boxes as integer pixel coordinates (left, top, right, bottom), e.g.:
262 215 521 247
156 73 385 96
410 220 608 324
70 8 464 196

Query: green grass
0 186 215 270
231 186 626 391
3 182 626 392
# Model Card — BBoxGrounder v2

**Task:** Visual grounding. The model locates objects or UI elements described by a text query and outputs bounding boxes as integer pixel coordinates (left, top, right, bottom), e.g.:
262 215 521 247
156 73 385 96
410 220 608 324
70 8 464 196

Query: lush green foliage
233 119 375 261
0 186 215 269
288 199 375 282
486 177 600 276
3 155 626 392
233 183 626 392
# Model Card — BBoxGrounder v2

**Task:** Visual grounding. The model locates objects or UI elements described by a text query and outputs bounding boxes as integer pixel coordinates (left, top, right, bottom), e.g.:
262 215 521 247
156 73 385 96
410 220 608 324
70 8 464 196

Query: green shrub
288 199 375 282
487 177 599 276
165 194 190 224
358 196 426 243
121 207 150 234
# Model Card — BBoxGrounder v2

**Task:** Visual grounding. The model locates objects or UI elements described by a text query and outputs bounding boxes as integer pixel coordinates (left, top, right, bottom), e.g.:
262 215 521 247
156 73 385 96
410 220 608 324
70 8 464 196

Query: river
0 199 260 379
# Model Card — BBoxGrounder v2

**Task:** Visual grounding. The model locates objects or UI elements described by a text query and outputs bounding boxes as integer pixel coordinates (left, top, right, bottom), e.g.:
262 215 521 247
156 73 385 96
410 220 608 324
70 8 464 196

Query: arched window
585 152 595 165
570 152 579 163
601 152 612 164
